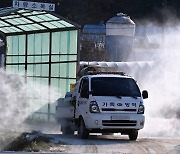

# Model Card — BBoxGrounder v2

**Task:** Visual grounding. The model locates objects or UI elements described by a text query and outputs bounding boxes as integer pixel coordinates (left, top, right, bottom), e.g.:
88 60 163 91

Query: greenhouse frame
0 7 80 121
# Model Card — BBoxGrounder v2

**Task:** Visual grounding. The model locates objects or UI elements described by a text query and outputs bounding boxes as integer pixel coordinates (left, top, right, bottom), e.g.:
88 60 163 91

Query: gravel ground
2 130 180 153
0 130 22 151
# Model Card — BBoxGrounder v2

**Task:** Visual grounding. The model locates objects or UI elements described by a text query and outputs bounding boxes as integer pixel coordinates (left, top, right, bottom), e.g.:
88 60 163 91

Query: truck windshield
91 77 141 97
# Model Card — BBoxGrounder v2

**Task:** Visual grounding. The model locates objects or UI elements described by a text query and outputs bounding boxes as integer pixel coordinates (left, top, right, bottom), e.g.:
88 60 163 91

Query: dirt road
47 133 180 153
1 130 180 153
0 130 21 151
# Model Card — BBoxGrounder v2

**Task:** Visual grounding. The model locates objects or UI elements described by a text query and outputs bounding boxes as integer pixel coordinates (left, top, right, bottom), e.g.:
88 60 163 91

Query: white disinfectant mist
138 22 180 137
0 69 62 150
0 69 59 132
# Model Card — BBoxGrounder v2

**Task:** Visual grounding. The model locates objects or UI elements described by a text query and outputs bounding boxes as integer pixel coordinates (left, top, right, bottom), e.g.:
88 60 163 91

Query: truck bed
55 98 74 120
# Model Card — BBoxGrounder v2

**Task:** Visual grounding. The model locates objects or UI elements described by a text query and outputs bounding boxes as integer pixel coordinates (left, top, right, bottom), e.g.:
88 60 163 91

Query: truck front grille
102 120 137 127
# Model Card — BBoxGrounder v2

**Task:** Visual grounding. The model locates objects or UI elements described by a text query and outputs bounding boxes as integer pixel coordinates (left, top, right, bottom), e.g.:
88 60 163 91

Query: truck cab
74 73 148 140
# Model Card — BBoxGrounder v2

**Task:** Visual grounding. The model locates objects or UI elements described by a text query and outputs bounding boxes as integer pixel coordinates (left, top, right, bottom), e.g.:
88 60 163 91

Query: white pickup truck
55 70 148 140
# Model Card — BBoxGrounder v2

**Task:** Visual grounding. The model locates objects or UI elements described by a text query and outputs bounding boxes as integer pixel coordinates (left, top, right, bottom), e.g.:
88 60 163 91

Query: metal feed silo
106 13 135 61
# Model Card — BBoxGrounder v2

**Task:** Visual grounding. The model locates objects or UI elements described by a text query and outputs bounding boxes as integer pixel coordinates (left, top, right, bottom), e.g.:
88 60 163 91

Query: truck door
75 77 89 117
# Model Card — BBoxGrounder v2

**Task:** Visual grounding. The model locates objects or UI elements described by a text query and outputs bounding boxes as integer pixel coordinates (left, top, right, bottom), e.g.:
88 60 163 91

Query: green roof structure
0 7 80 35
0 7 80 121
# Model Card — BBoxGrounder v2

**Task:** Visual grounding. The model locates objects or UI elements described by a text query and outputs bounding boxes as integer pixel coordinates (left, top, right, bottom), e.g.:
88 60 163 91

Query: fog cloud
137 18 180 137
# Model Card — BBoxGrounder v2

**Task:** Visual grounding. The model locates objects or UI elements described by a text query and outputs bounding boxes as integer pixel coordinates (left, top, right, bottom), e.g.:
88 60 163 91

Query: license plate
111 116 130 120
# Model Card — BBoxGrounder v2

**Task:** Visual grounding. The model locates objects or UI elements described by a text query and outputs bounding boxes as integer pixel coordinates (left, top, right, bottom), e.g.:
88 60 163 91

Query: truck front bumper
83 113 145 130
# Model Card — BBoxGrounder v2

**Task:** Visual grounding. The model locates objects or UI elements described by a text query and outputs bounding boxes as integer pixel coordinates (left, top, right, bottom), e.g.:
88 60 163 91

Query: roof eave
48 11 81 29
0 7 20 17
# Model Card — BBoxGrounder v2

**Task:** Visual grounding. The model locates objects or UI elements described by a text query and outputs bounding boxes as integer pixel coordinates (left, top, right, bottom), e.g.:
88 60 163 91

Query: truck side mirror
142 90 148 99
84 91 89 98
80 79 89 98
81 91 89 98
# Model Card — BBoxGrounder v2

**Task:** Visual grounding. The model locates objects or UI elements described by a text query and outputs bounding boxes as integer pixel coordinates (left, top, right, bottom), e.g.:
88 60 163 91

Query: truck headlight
137 105 144 114
90 101 100 113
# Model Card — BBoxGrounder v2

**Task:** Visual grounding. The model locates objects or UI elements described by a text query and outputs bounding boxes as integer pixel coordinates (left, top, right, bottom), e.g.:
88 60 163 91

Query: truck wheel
78 118 89 139
60 119 74 135
61 126 74 135
128 130 138 141
102 133 114 135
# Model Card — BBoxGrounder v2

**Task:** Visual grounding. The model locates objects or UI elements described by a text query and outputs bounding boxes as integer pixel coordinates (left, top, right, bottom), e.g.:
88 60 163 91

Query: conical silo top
107 13 135 25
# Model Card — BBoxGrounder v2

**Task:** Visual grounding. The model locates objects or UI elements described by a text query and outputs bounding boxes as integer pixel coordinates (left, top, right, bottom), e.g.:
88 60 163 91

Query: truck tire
128 130 138 141
60 119 74 135
61 126 74 135
78 118 89 139
102 133 114 135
